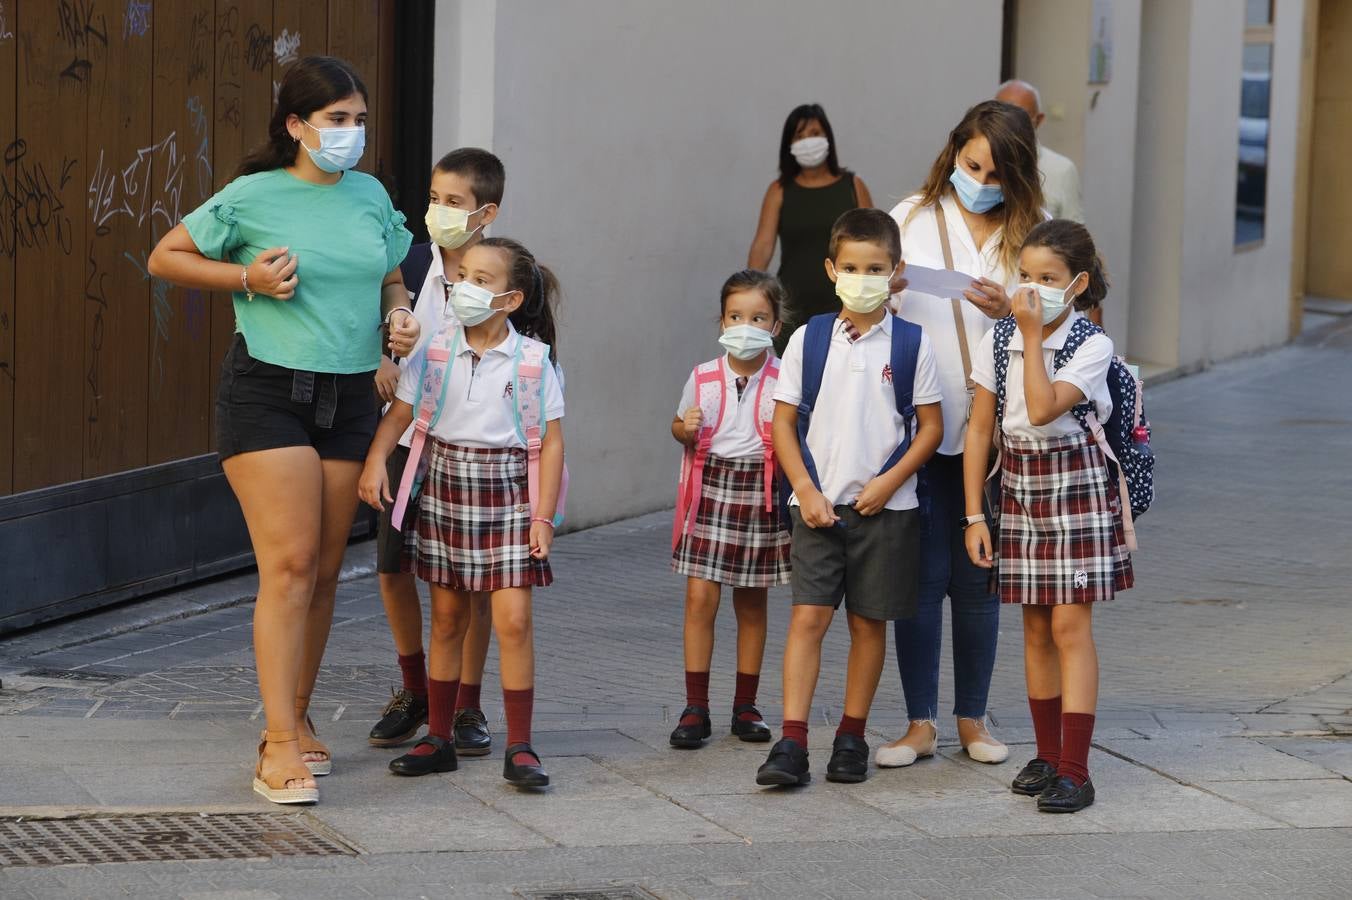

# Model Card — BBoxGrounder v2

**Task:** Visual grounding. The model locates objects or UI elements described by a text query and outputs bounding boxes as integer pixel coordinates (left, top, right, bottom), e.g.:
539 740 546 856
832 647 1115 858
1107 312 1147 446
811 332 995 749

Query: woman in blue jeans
880 101 1046 766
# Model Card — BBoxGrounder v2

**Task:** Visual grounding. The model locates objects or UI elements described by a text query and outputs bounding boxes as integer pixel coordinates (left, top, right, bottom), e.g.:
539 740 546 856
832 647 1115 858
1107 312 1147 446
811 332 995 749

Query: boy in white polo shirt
757 208 943 786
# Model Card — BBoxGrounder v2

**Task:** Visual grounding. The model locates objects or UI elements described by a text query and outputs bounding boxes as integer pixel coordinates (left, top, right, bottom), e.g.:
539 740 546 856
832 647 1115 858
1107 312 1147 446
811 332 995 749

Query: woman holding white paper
878 100 1045 771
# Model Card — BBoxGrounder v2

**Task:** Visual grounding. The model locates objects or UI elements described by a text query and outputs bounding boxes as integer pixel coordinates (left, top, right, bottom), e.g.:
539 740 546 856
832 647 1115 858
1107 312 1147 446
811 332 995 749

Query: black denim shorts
215 335 379 462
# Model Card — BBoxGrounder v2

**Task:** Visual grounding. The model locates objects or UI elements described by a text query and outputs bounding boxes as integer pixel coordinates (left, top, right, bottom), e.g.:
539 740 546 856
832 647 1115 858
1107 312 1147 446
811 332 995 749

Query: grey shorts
375 443 412 575
789 505 920 621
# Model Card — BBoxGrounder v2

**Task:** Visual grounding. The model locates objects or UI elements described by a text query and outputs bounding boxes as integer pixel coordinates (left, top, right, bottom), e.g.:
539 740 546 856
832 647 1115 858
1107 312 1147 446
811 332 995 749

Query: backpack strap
755 356 780 513
673 359 731 549
934 204 976 404
398 242 435 307
1051 317 1138 550
391 322 462 530
795 314 836 493
514 337 567 527
881 317 922 474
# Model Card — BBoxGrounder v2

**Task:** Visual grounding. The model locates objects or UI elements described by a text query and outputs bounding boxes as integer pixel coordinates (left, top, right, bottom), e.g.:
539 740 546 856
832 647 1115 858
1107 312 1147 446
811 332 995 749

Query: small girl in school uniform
359 237 564 789
962 220 1132 813
669 270 792 749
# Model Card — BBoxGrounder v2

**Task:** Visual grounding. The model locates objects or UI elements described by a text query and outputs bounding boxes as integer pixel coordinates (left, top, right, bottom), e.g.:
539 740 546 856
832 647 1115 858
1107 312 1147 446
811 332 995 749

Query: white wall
447 0 1004 528
1080 0 1142 345
1176 0 1305 366
1012 0 1142 349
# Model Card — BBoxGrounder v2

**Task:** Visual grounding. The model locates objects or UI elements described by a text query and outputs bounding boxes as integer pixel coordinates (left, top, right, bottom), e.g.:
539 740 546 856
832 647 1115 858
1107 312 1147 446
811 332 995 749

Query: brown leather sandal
253 730 319 805
295 699 332 777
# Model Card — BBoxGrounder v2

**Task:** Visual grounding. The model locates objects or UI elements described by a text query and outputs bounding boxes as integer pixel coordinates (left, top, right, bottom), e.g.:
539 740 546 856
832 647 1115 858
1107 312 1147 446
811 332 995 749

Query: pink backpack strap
514 338 568 527
672 358 729 549
1084 405 1138 552
391 324 461 531
754 356 780 512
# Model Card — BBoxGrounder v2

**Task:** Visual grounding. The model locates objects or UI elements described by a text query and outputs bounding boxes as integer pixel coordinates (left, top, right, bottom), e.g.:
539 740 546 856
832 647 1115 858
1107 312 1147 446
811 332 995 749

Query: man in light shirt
995 79 1084 222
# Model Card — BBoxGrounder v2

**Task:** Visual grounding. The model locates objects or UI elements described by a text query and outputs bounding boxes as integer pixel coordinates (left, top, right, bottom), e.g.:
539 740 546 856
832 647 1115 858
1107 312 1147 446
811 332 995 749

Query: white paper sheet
900 263 980 299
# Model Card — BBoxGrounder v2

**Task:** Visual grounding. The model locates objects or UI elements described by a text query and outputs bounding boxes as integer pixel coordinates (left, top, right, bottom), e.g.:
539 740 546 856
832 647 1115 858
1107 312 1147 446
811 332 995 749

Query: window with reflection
1236 0 1273 248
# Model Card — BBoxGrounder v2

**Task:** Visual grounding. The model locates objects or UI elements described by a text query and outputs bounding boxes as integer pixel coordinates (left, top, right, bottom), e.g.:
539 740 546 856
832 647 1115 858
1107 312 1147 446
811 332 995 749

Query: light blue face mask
950 164 1003 214
1019 272 1086 324
301 120 366 173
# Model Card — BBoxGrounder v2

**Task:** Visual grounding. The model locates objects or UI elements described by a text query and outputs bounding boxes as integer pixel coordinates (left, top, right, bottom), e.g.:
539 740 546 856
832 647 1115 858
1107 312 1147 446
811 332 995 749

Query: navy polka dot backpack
994 315 1155 524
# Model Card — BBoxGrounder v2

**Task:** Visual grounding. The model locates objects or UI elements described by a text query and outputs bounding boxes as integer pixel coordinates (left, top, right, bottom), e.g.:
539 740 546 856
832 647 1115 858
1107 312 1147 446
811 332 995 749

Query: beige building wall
1306 0 1352 299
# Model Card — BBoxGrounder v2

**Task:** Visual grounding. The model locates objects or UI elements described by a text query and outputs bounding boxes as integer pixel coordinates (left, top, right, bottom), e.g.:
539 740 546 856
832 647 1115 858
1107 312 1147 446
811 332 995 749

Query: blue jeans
893 452 999 720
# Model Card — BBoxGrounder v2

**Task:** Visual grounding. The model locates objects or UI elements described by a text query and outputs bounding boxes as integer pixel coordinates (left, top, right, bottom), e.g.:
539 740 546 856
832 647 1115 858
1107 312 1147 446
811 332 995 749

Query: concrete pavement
1 319 1351 898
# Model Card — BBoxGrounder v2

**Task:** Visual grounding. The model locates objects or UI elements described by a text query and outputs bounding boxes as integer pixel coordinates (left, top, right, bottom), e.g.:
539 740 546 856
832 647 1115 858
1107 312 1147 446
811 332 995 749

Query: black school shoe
756 739 811 786
730 704 772 742
1037 776 1096 813
825 733 870 784
368 688 428 747
454 708 492 756
503 742 550 787
669 705 712 748
388 735 458 776
1011 758 1058 796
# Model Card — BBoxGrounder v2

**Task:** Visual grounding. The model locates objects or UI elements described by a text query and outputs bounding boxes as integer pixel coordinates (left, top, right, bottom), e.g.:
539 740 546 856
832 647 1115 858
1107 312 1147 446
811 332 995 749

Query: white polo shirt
1038 143 1084 223
889 192 1019 457
675 355 775 460
773 316 942 511
970 311 1113 439
395 320 564 449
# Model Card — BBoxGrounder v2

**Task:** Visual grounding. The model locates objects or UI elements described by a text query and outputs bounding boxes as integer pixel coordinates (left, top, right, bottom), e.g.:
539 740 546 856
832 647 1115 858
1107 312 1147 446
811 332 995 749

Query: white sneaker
875 721 938 768
959 717 1009 764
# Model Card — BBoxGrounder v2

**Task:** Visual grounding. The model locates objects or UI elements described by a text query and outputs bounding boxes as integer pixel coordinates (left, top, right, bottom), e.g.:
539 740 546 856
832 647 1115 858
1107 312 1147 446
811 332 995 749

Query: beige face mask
425 203 487 250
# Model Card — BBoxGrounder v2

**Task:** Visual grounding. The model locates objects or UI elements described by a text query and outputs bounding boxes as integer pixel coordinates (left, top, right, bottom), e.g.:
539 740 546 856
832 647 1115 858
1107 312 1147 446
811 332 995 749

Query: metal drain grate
0 813 356 867
517 888 660 900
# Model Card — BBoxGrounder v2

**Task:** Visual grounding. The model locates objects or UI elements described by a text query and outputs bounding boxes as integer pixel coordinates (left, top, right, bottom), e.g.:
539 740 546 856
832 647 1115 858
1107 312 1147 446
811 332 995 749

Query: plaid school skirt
403 440 552 592
673 454 790 588
996 431 1133 606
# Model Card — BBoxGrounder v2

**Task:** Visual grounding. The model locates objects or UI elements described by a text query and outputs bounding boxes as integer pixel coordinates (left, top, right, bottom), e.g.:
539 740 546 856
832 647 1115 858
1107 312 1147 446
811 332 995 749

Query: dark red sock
685 670 710 708
682 671 710 726
782 719 808 748
733 672 760 721
1029 696 1062 767
409 677 457 756
836 714 866 740
1058 712 1096 786
503 687 535 765
397 651 428 697
456 682 482 712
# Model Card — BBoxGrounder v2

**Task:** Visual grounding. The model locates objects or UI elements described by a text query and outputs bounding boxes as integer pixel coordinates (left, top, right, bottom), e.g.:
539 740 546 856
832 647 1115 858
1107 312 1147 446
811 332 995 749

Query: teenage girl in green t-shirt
147 56 415 806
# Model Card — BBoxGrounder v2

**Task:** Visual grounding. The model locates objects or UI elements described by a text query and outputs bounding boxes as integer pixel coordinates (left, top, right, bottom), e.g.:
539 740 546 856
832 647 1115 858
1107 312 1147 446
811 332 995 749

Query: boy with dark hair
757 208 944 786
368 147 505 762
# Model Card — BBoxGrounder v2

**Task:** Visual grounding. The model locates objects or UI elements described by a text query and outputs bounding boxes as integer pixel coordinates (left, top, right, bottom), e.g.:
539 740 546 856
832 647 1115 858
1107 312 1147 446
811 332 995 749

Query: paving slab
1255 736 1352 778
1198 778 1352 828
1095 734 1338 782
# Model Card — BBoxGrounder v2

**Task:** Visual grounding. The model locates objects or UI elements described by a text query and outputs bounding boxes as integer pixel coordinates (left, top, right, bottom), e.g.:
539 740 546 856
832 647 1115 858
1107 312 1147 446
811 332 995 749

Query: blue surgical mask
301 120 366 173
1019 273 1085 324
718 324 775 360
449 280 513 327
950 164 1003 214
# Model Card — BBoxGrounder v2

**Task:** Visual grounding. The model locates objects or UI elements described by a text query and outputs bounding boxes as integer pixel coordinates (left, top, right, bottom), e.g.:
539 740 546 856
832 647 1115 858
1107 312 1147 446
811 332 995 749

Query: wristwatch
961 514 987 528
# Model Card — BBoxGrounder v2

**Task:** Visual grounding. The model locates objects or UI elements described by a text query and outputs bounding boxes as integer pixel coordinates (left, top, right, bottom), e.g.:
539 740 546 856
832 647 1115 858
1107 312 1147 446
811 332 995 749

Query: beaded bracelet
531 517 555 528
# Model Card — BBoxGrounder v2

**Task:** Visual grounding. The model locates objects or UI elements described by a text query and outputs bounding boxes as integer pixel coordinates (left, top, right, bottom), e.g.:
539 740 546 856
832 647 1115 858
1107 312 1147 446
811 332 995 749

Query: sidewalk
1 321 1351 899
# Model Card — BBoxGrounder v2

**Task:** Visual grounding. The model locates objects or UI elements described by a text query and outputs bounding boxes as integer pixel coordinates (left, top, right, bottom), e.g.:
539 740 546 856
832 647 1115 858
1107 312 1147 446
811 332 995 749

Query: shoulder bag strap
934 204 975 397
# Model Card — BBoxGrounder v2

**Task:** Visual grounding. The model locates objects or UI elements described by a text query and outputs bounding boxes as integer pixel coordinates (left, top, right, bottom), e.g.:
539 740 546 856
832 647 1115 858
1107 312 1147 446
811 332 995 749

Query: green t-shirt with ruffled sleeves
182 168 413 374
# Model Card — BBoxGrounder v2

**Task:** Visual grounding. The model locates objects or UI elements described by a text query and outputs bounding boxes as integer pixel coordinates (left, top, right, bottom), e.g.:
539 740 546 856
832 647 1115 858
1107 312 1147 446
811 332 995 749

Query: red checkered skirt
673 453 790 588
996 431 1133 605
402 440 552 591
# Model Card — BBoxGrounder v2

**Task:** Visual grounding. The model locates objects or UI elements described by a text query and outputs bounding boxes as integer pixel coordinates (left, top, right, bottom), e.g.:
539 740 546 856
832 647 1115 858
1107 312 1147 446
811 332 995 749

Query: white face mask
448 280 513 327
718 324 776 360
1019 273 1085 324
830 262 895 314
790 135 830 168
425 203 488 250
300 120 365 173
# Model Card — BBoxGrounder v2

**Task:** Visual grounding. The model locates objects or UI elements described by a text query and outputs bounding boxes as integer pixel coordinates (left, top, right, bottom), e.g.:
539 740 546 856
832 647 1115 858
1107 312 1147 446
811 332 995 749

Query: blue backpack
992 315 1155 518
794 313 925 515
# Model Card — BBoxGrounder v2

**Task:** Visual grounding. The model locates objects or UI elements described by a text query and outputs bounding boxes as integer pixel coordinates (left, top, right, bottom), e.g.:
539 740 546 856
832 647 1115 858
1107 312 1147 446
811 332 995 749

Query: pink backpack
391 322 568 532
672 356 779 550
